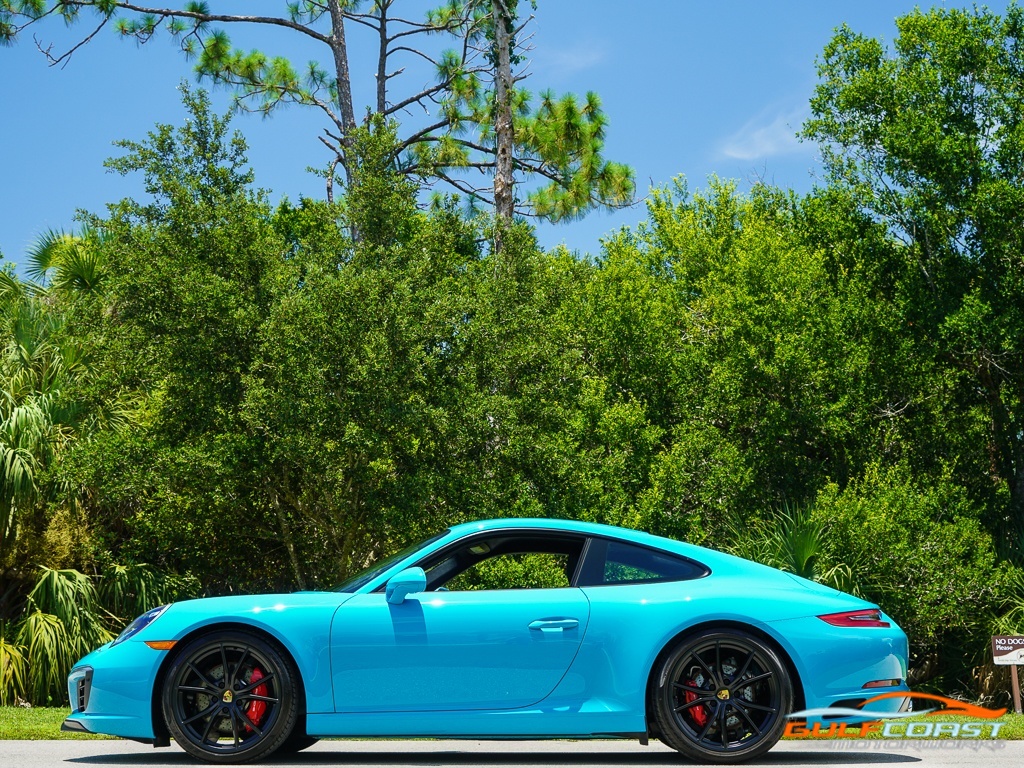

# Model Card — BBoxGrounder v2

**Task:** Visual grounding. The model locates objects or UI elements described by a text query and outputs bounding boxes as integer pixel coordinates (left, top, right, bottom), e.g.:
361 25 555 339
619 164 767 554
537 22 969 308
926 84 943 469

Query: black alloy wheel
652 629 793 763
162 630 299 763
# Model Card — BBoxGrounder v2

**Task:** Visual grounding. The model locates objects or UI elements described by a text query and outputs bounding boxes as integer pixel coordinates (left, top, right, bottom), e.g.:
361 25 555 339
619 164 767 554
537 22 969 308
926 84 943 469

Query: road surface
1 739 1018 767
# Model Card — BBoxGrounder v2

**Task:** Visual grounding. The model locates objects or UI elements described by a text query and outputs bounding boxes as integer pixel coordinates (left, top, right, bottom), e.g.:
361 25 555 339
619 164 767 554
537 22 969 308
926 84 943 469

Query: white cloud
534 44 606 78
719 107 808 161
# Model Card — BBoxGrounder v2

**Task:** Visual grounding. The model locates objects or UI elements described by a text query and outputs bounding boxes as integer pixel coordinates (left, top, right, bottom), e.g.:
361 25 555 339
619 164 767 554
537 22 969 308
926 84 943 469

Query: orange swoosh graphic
862 692 1006 719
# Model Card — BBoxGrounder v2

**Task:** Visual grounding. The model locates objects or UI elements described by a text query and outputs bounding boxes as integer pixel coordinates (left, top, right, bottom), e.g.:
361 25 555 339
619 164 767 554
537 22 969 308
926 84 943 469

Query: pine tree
2 0 634 231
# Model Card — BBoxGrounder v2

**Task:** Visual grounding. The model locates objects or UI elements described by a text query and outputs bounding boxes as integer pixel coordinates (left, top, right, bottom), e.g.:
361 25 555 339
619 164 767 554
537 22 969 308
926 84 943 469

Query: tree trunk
376 0 390 115
328 0 358 182
491 0 516 245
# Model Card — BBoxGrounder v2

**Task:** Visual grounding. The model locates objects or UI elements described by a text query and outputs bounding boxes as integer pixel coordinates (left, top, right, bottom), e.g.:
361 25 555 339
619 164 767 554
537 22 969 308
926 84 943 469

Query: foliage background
3 3 1024 710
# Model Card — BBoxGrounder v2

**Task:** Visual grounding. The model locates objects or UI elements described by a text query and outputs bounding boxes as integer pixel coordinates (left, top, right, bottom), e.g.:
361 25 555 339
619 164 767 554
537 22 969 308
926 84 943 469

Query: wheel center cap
222 689 234 703
717 689 730 700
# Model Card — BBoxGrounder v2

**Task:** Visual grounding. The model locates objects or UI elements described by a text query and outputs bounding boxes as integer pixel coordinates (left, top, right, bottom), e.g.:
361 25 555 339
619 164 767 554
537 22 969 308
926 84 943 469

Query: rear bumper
803 683 912 719
768 611 909 713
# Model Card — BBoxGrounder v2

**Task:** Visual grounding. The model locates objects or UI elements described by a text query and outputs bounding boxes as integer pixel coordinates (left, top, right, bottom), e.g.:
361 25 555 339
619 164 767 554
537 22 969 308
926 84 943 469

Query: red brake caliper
684 678 709 728
244 667 268 732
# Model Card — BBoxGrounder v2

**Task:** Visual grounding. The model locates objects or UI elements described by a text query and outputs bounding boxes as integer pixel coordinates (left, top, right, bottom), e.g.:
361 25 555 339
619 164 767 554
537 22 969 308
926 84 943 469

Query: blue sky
1 1 1009 267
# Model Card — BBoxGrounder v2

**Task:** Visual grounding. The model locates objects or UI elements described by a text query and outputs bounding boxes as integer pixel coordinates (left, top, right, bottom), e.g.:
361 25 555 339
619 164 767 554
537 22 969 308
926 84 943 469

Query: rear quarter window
579 539 708 586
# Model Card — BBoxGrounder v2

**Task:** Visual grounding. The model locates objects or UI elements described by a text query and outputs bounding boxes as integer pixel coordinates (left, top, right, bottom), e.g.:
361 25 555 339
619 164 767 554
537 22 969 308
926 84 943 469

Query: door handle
528 618 579 632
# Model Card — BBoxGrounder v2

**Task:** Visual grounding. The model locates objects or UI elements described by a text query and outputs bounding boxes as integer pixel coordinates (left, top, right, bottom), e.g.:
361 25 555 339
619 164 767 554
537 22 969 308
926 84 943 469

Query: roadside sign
992 635 1024 714
992 636 1024 665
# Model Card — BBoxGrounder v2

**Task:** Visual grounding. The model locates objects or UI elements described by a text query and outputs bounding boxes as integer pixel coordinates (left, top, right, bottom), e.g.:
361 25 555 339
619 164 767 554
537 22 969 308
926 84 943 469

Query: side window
444 552 570 591
418 534 584 591
578 539 708 586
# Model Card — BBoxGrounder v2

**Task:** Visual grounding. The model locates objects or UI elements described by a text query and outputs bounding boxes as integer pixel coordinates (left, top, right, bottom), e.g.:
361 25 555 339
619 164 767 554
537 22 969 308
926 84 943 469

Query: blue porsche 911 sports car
63 518 909 763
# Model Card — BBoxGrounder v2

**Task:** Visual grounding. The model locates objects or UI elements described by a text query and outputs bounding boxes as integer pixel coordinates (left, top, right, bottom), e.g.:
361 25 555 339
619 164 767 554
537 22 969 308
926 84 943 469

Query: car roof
440 518 782 580
445 517 700 558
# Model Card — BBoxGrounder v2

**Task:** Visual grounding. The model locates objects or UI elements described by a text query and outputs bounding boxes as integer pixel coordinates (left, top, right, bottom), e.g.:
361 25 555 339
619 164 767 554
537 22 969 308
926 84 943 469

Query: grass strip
0 707 111 740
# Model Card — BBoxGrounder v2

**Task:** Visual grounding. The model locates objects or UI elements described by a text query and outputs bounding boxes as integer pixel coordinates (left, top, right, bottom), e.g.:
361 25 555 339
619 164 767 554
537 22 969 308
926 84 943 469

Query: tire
651 629 793 764
277 732 319 754
162 630 300 763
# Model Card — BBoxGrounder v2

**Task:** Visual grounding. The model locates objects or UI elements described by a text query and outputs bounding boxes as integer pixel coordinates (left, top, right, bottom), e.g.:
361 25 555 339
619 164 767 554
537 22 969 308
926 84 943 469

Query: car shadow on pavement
65 749 922 766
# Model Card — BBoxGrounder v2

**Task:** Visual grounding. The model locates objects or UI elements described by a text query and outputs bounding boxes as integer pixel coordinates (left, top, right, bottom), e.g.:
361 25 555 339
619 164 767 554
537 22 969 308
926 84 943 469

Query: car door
330 532 591 713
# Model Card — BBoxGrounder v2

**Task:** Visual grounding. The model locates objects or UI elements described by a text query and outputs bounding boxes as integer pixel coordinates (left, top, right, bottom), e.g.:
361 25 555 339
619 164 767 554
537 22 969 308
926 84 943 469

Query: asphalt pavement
1 739 1021 768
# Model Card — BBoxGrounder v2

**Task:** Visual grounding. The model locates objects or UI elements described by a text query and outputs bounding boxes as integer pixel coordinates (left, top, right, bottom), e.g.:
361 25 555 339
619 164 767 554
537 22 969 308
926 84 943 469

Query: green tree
57 85 295 590
0 295 64 574
803 5 1024 533
589 180 928 537
240 117 637 583
240 118 483 585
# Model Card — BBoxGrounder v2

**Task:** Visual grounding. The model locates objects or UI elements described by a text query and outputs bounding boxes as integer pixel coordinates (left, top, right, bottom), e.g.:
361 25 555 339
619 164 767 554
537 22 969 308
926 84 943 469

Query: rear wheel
652 629 792 763
162 630 299 763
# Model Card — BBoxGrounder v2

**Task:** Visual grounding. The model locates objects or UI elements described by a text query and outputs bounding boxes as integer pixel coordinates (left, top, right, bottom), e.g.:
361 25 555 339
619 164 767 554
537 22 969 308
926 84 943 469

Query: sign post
992 635 1024 715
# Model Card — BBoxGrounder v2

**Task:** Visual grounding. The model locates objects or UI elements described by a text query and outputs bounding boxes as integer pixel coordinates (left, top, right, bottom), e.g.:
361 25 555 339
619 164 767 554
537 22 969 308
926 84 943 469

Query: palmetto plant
0 234 146 705
0 297 89 568
0 562 193 706
724 502 861 596
0 300 62 570
0 629 27 706
0 228 117 571
17 610 74 705
100 563 167 624
24 226 109 296
26 568 113 651
16 567 114 704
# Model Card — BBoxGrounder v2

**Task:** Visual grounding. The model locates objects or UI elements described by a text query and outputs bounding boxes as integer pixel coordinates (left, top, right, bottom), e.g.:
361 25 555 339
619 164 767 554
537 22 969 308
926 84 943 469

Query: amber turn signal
144 641 177 651
862 679 902 688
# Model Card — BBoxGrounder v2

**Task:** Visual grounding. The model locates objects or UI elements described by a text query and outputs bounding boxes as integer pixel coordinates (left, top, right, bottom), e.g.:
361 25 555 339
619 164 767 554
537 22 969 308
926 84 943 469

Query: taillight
818 609 891 628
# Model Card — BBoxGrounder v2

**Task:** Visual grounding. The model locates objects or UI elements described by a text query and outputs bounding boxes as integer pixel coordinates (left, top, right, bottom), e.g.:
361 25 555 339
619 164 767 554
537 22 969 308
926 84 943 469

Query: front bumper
64 639 168 741
60 718 93 734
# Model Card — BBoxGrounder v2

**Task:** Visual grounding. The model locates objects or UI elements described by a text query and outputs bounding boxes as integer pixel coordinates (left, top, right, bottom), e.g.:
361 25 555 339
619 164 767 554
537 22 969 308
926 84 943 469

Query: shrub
812 464 1007 688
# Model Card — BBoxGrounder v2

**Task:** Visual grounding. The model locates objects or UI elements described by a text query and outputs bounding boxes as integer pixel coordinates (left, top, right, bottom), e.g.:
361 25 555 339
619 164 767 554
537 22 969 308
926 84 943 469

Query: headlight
111 605 170 646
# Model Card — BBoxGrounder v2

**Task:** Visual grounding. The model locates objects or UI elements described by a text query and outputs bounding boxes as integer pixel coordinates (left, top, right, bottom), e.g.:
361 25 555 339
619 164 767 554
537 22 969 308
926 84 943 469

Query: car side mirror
385 567 427 605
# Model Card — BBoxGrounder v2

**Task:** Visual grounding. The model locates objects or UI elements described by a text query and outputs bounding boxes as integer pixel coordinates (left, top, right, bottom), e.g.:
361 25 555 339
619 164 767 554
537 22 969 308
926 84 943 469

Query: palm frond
24 228 72 285
25 227 108 295
100 563 164 623
0 270 27 306
27 567 113 655
723 502 863 596
0 632 27 706
17 610 73 704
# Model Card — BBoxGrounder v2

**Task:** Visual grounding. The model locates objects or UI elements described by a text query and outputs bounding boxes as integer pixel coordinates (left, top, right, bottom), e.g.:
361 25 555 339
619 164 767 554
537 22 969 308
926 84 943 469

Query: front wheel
277 733 319 754
162 630 300 763
651 629 793 763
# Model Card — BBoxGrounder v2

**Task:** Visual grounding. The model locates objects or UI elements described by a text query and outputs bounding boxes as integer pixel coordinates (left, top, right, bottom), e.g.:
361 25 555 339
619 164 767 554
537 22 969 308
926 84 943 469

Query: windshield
334 530 449 592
